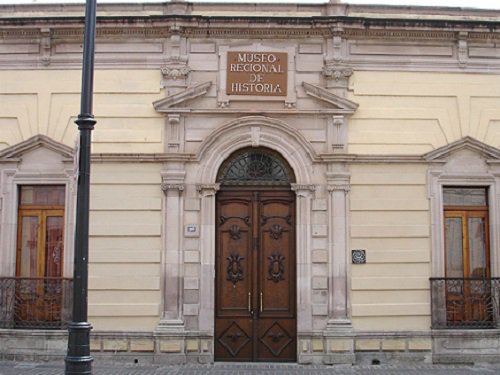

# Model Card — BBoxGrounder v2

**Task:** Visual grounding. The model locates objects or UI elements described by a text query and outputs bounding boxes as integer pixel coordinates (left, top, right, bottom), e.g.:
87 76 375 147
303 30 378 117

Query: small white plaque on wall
184 224 199 237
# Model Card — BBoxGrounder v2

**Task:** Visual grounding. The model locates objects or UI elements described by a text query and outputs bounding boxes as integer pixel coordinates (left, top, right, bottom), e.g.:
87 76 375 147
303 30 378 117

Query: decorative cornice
1 27 498 44
423 136 500 162
0 134 74 161
3 26 499 43
183 28 327 39
341 29 455 41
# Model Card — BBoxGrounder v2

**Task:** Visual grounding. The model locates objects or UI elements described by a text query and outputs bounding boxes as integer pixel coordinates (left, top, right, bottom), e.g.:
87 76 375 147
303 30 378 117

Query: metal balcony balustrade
430 277 500 329
0 277 72 329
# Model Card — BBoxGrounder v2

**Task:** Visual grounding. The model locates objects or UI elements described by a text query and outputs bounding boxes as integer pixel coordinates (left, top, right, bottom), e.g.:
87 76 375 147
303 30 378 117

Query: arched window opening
216 147 295 186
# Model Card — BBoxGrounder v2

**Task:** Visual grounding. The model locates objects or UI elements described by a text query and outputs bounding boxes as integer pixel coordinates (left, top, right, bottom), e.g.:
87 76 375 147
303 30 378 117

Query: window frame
429 175 499 280
443 188 491 279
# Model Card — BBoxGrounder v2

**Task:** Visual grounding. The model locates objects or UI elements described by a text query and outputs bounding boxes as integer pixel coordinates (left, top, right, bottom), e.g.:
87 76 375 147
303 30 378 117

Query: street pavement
1 361 500 375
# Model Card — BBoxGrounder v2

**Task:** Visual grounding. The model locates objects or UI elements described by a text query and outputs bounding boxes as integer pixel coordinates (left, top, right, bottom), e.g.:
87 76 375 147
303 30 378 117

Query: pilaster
291 183 316 334
196 183 220 333
325 171 352 330
157 169 186 333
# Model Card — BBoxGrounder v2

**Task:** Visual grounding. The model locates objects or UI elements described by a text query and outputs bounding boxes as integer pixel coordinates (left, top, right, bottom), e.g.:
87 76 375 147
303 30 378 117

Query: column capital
161 182 185 193
161 169 186 193
290 183 316 197
196 183 220 197
327 184 350 193
326 171 350 192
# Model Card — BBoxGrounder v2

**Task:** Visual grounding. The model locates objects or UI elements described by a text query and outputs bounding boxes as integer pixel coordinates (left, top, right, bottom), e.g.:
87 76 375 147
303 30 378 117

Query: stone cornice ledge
154 108 355 115
90 153 429 164
91 153 195 163
319 154 425 164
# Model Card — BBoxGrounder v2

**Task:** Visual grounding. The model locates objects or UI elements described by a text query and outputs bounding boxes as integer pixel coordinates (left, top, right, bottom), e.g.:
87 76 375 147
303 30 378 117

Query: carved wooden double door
215 189 296 362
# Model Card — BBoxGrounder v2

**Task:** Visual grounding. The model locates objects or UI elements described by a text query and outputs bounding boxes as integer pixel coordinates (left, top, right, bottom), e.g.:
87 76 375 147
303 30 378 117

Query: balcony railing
0 277 72 329
430 277 500 329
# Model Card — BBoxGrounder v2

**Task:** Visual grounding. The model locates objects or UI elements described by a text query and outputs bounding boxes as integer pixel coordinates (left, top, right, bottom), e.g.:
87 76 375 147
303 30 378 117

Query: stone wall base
432 329 500 364
1 329 498 365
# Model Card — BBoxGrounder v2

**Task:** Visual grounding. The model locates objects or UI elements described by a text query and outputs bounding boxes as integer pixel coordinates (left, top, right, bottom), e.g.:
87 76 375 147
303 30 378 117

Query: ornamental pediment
301 82 358 113
424 136 500 162
153 81 212 111
0 135 74 162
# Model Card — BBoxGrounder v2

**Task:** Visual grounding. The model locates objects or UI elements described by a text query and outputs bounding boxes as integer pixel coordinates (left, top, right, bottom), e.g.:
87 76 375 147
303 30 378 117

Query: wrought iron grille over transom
217 148 295 186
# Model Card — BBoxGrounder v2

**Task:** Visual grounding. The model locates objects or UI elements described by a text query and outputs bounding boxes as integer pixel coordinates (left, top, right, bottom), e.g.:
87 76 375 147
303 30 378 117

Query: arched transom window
216 147 295 186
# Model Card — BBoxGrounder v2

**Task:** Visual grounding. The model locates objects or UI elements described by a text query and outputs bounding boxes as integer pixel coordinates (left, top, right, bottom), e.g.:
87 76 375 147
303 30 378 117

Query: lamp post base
65 321 93 375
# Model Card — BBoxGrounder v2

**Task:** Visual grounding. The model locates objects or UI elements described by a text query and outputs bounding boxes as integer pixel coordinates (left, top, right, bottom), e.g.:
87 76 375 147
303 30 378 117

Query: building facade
0 0 500 365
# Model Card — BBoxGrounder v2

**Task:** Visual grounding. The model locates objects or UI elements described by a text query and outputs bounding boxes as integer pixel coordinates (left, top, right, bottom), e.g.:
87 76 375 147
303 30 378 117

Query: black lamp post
65 0 97 373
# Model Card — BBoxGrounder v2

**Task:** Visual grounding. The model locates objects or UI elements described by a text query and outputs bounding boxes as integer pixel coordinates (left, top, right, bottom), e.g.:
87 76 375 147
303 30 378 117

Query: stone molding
153 82 212 111
195 116 317 186
0 134 74 162
2 27 499 43
301 82 358 112
423 136 500 162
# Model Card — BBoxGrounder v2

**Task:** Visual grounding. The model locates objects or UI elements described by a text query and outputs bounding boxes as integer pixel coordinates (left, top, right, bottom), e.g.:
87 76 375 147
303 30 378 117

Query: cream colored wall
349 71 500 154
347 71 500 330
349 163 430 330
88 162 163 331
0 70 164 153
0 69 165 331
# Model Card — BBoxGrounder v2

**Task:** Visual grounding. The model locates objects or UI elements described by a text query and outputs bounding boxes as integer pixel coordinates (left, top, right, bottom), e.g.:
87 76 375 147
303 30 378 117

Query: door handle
248 292 252 313
260 292 263 313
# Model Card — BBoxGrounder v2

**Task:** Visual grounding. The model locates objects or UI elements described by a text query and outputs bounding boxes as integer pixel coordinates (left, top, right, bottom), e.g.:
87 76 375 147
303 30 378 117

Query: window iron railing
0 277 72 329
430 277 500 329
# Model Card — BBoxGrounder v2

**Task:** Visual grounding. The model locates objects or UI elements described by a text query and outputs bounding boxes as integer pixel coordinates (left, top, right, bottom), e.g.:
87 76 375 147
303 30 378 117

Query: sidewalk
1 361 500 375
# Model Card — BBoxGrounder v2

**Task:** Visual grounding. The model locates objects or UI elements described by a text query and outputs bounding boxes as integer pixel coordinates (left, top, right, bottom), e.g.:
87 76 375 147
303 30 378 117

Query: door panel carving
215 190 296 362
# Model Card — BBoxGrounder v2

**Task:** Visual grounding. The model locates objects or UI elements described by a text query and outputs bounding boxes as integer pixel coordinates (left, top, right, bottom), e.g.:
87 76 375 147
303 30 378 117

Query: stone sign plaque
226 52 287 96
